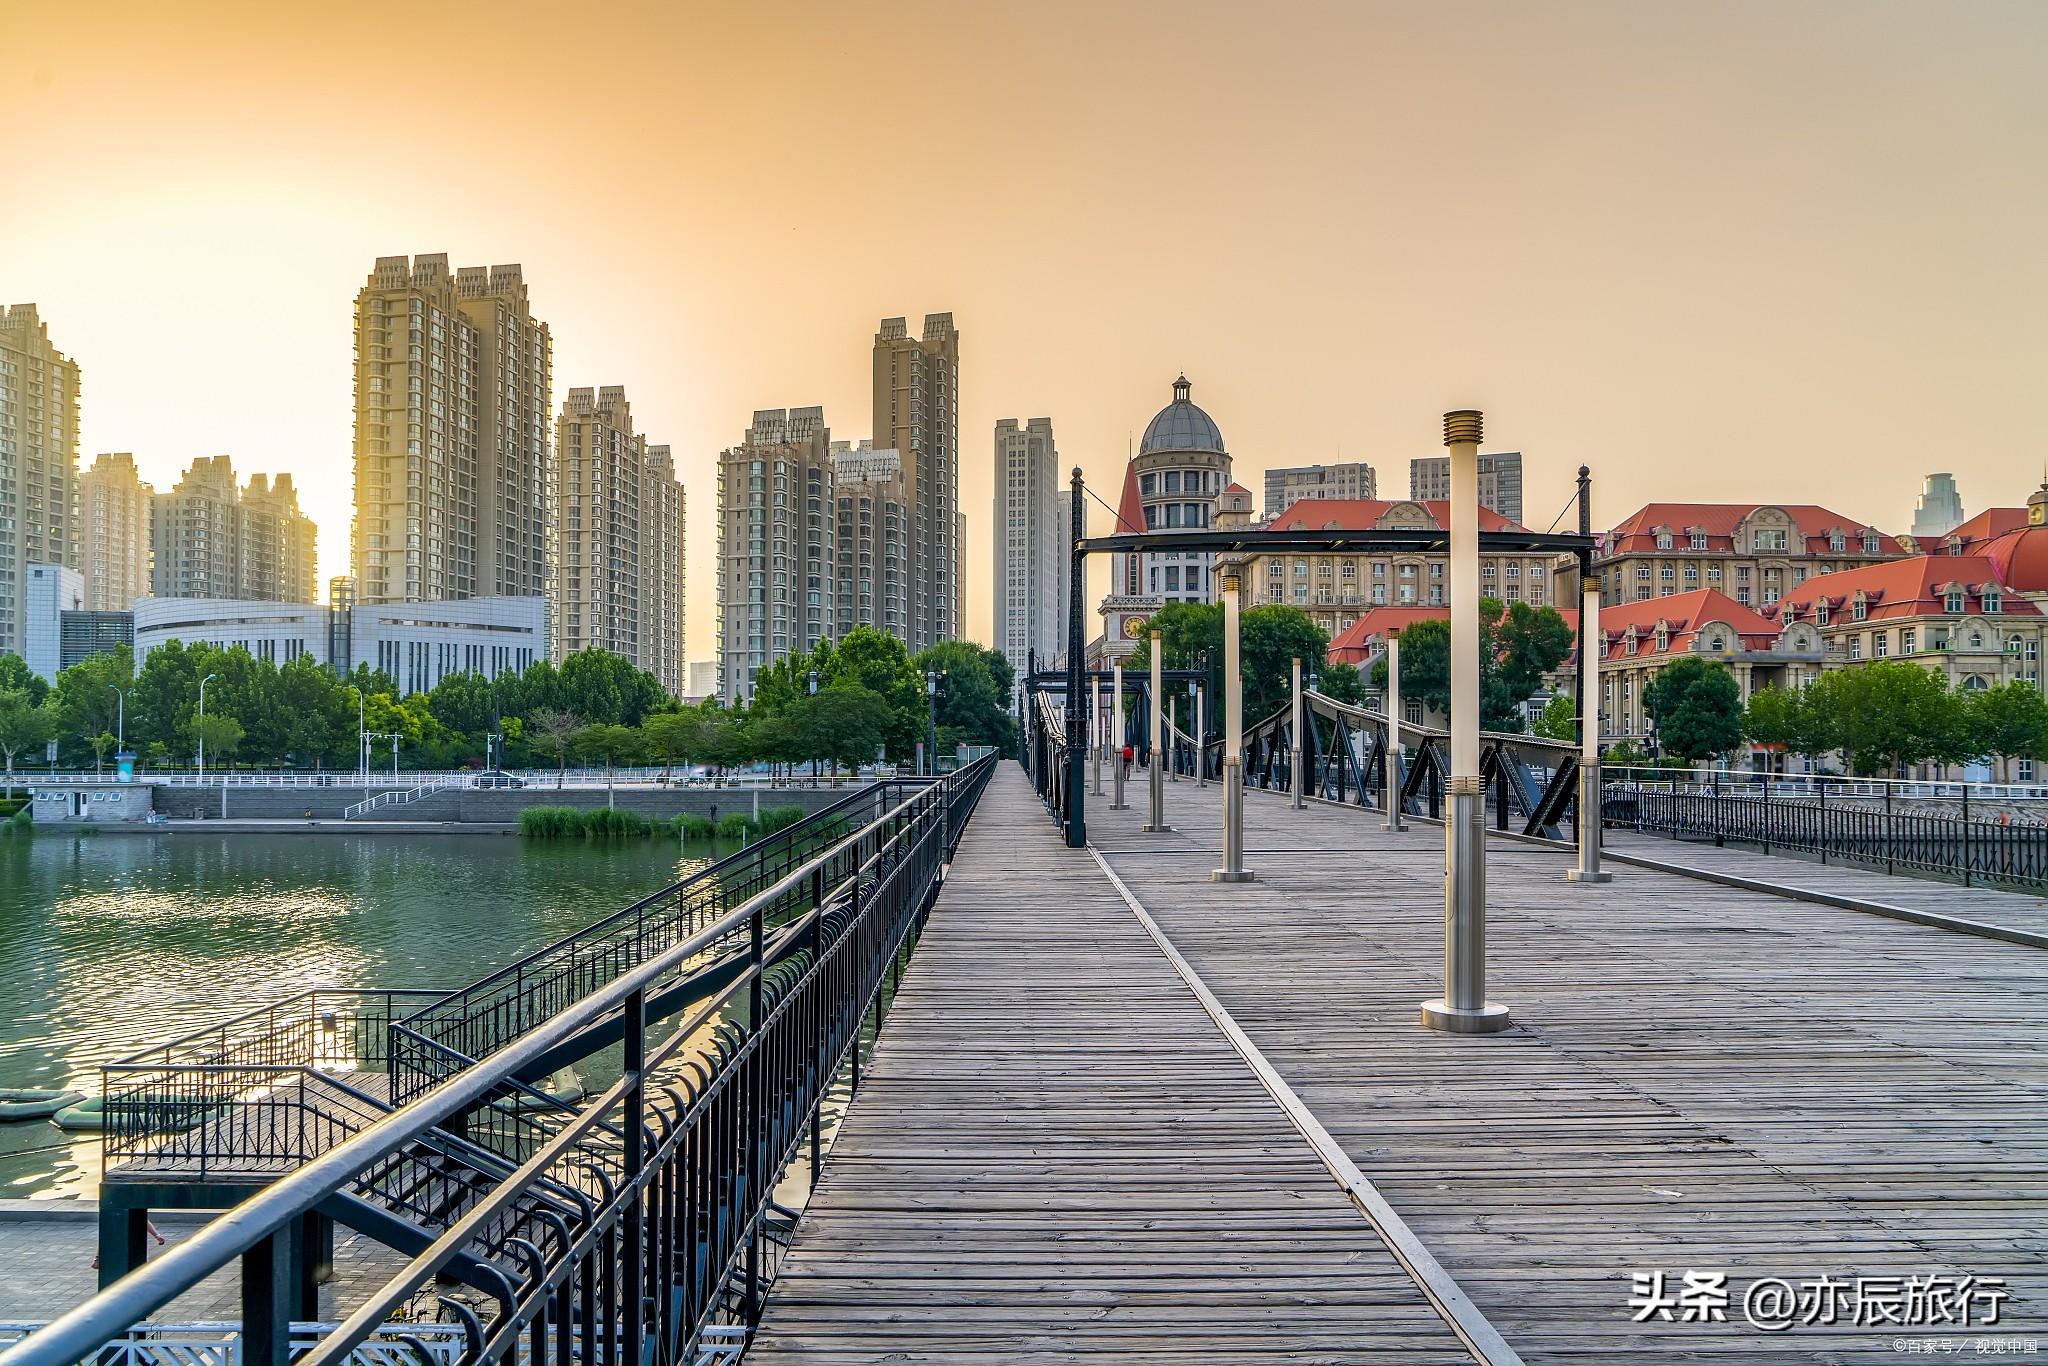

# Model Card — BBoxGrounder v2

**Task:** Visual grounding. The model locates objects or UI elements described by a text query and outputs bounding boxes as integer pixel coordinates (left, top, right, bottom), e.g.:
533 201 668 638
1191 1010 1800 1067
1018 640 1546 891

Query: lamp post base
1419 998 1512 1033
1143 824 1176 834
1381 818 1407 833
1565 868 1613 883
1211 869 1256 883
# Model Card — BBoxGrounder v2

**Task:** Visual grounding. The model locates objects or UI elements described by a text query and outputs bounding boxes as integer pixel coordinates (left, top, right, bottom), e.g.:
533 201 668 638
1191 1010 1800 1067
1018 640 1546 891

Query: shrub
584 807 651 839
519 806 583 839
754 805 807 836
675 813 717 840
715 812 751 839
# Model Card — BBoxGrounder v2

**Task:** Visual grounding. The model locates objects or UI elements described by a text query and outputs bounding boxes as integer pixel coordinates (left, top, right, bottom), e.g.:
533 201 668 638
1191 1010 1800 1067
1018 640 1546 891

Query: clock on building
1122 615 1148 640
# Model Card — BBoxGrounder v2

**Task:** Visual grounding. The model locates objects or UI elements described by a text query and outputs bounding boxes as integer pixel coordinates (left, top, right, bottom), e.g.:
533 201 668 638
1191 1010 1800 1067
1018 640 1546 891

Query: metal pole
1290 656 1306 810
1568 509 1610 883
1110 661 1129 810
1145 631 1169 831
1168 694 1178 781
1063 467 1087 848
1090 676 1104 795
1422 409 1509 1033
1383 631 1406 832
1214 571 1253 882
1195 684 1206 788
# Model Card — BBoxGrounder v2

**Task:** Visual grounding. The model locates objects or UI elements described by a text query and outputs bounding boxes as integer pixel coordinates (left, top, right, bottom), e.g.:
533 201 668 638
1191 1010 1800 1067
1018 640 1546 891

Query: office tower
554 386 646 664
23 563 83 681
238 472 318 603
80 453 154 610
351 254 553 605
716 407 835 702
1409 451 1524 525
1264 462 1377 519
1911 473 1966 538
152 455 240 598
686 660 720 701
0 305 80 656
992 417 1067 682
642 444 685 695
832 440 910 641
872 313 959 649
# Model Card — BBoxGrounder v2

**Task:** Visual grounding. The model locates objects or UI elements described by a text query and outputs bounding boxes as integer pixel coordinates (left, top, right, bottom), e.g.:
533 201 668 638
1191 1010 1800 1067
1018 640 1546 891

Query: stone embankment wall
148 783 867 822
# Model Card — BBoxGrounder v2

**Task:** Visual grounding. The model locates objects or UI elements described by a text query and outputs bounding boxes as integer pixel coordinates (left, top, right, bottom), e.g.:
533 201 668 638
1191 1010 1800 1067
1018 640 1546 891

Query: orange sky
5 0 2045 657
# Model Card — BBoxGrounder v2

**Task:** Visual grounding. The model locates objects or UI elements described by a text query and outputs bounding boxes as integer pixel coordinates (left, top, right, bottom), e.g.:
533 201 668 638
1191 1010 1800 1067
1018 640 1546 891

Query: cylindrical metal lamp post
1195 682 1206 788
1290 657 1306 810
1383 630 1406 832
1168 694 1179 781
1110 660 1129 810
1568 473 1612 883
1422 410 1510 1033
1145 630 1169 831
1091 676 1104 795
1064 468 1087 847
1213 571 1254 882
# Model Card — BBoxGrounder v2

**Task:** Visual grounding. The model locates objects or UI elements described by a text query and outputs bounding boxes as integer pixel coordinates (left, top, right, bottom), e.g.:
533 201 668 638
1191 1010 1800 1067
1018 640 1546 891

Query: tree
1531 692 1577 742
575 722 645 777
1966 681 2048 781
51 647 131 766
1363 599 1569 733
641 709 703 781
0 653 50 707
822 627 922 757
1319 661 1365 707
1743 683 1834 771
193 713 244 768
0 689 57 790
912 641 1017 759
799 686 894 772
1602 737 1651 769
1642 657 1744 762
1495 602 1574 706
89 730 118 774
1814 662 1969 776
1372 619 1451 718
528 709 584 787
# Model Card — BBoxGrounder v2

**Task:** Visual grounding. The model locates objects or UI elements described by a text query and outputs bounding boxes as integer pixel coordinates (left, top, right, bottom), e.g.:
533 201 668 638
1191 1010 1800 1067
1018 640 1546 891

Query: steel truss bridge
0 757 998 1366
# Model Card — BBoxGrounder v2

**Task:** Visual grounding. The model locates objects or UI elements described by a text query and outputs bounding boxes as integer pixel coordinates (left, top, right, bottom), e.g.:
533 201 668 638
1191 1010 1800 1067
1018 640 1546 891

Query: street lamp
106 683 126 752
924 668 940 776
807 668 820 785
196 673 218 787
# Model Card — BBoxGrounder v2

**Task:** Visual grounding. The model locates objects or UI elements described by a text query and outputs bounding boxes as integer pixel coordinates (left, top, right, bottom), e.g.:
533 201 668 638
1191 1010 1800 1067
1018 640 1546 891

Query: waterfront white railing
0 1322 465 1366
27 766 883 791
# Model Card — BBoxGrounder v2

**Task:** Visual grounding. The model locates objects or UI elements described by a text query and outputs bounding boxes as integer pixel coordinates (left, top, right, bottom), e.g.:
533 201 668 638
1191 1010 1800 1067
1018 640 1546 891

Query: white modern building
992 417 1067 682
24 563 84 682
132 594 547 693
1911 472 1966 538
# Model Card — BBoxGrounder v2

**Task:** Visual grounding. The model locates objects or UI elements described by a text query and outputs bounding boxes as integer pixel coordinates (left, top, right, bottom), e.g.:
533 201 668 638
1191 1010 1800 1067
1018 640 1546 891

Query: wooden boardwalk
751 766 1482 1363
756 764 2047 1362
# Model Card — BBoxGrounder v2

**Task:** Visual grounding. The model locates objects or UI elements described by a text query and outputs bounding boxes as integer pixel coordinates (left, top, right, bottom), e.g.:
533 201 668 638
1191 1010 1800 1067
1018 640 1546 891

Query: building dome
1981 524 2048 593
1138 375 1226 456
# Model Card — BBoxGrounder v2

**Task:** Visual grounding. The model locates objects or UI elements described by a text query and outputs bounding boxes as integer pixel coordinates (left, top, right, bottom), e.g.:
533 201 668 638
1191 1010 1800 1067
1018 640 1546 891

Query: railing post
1290 657 1306 810
240 1229 294 1366
1145 632 1169 832
1109 660 1129 811
1383 632 1406 832
1065 467 1088 847
1962 786 1972 887
1213 570 1253 883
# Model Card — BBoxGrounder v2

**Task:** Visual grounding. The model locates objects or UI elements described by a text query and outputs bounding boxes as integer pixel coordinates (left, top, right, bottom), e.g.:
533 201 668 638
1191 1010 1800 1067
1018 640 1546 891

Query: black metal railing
1609 786 2048 891
3 754 998 1366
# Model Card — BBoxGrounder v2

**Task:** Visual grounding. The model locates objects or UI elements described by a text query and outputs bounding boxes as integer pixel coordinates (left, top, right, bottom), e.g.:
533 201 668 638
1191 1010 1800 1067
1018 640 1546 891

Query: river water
0 829 736 1199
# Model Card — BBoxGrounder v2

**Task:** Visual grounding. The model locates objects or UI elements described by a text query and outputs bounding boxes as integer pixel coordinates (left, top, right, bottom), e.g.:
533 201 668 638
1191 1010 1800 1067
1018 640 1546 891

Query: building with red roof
1588 589 1822 745
1591 502 1909 613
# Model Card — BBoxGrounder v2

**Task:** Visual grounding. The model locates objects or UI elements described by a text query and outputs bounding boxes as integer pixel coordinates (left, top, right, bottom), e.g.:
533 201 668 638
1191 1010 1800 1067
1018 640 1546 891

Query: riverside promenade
752 763 2047 1363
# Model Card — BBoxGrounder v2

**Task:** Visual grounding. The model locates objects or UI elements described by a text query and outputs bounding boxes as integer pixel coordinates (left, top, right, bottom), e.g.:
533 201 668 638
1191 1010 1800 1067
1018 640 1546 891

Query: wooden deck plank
750 765 1480 1363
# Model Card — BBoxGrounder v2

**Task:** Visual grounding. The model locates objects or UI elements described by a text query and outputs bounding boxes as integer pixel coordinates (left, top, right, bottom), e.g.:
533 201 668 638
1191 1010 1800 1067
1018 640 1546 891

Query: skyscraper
238 473 318 603
1410 451 1523 525
992 417 1067 683
351 255 553 605
642 444 686 696
554 386 646 665
1263 462 1377 519
832 440 910 642
872 314 959 649
152 457 318 602
0 304 80 656
1911 472 1966 538
716 407 835 701
80 452 154 611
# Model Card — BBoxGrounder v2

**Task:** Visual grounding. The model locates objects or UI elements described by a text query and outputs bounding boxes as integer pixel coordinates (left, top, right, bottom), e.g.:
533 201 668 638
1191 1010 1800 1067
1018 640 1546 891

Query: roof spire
1172 374 1191 403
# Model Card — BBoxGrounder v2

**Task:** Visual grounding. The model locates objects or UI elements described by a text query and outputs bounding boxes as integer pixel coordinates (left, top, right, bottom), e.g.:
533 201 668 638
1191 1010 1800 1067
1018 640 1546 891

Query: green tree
1495 601 1574 705
527 708 583 787
1602 736 1651 769
51 646 132 767
799 686 894 772
1372 619 1451 718
1815 662 1969 776
0 689 57 790
1366 600 1571 733
694 710 752 779
822 626 921 757
558 649 663 727
641 709 703 781
194 713 245 768
0 653 50 707
1530 692 1578 742
1966 680 2048 781
1318 660 1365 707
912 641 1017 759
1642 656 1744 762
1743 682 1835 771
575 722 645 777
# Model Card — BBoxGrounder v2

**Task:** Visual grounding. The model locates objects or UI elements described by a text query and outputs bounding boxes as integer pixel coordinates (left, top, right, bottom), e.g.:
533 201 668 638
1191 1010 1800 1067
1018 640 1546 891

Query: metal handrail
1 757 995 1366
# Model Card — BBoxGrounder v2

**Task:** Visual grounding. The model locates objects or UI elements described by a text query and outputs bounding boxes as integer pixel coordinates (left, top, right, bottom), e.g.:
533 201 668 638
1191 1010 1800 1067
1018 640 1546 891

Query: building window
1874 633 1888 658
1901 628 1915 654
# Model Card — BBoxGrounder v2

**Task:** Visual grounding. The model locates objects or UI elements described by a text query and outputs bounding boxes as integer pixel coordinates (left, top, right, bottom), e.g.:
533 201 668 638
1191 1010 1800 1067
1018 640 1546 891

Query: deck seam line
1085 843 1522 1366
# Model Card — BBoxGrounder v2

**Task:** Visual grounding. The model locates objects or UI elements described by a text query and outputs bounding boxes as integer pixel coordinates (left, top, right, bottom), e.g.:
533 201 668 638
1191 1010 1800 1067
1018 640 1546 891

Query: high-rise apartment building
351 255 553 605
1263 462 1376 519
0 304 80 656
872 314 959 649
716 408 835 702
80 452 154 610
642 444 685 696
832 440 910 642
151 457 318 602
238 473 318 603
1409 451 1523 525
992 417 1067 683
152 456 239 599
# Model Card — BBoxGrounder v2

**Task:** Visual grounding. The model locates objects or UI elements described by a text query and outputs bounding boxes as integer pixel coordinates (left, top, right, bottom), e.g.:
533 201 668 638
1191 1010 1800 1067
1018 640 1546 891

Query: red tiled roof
1223 481 1250 495
1944 506 2027 548
1766 555 2038 624
1326 605 1581 665
1601 503 1900 557
1593 588 1781 661
1267 498 1525 534
1113 459 1145 535
1981 524 2048 592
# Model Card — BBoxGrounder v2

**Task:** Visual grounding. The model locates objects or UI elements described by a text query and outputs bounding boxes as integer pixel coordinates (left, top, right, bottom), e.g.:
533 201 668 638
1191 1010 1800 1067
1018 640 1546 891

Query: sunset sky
5 0 2045 656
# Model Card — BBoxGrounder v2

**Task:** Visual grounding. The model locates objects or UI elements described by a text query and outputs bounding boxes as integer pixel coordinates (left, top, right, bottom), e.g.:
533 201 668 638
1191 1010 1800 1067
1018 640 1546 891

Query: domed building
1094 376 1235 661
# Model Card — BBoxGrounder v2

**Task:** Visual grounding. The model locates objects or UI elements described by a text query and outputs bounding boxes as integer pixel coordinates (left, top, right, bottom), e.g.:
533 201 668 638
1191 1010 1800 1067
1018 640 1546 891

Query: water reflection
0 830 729 1198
